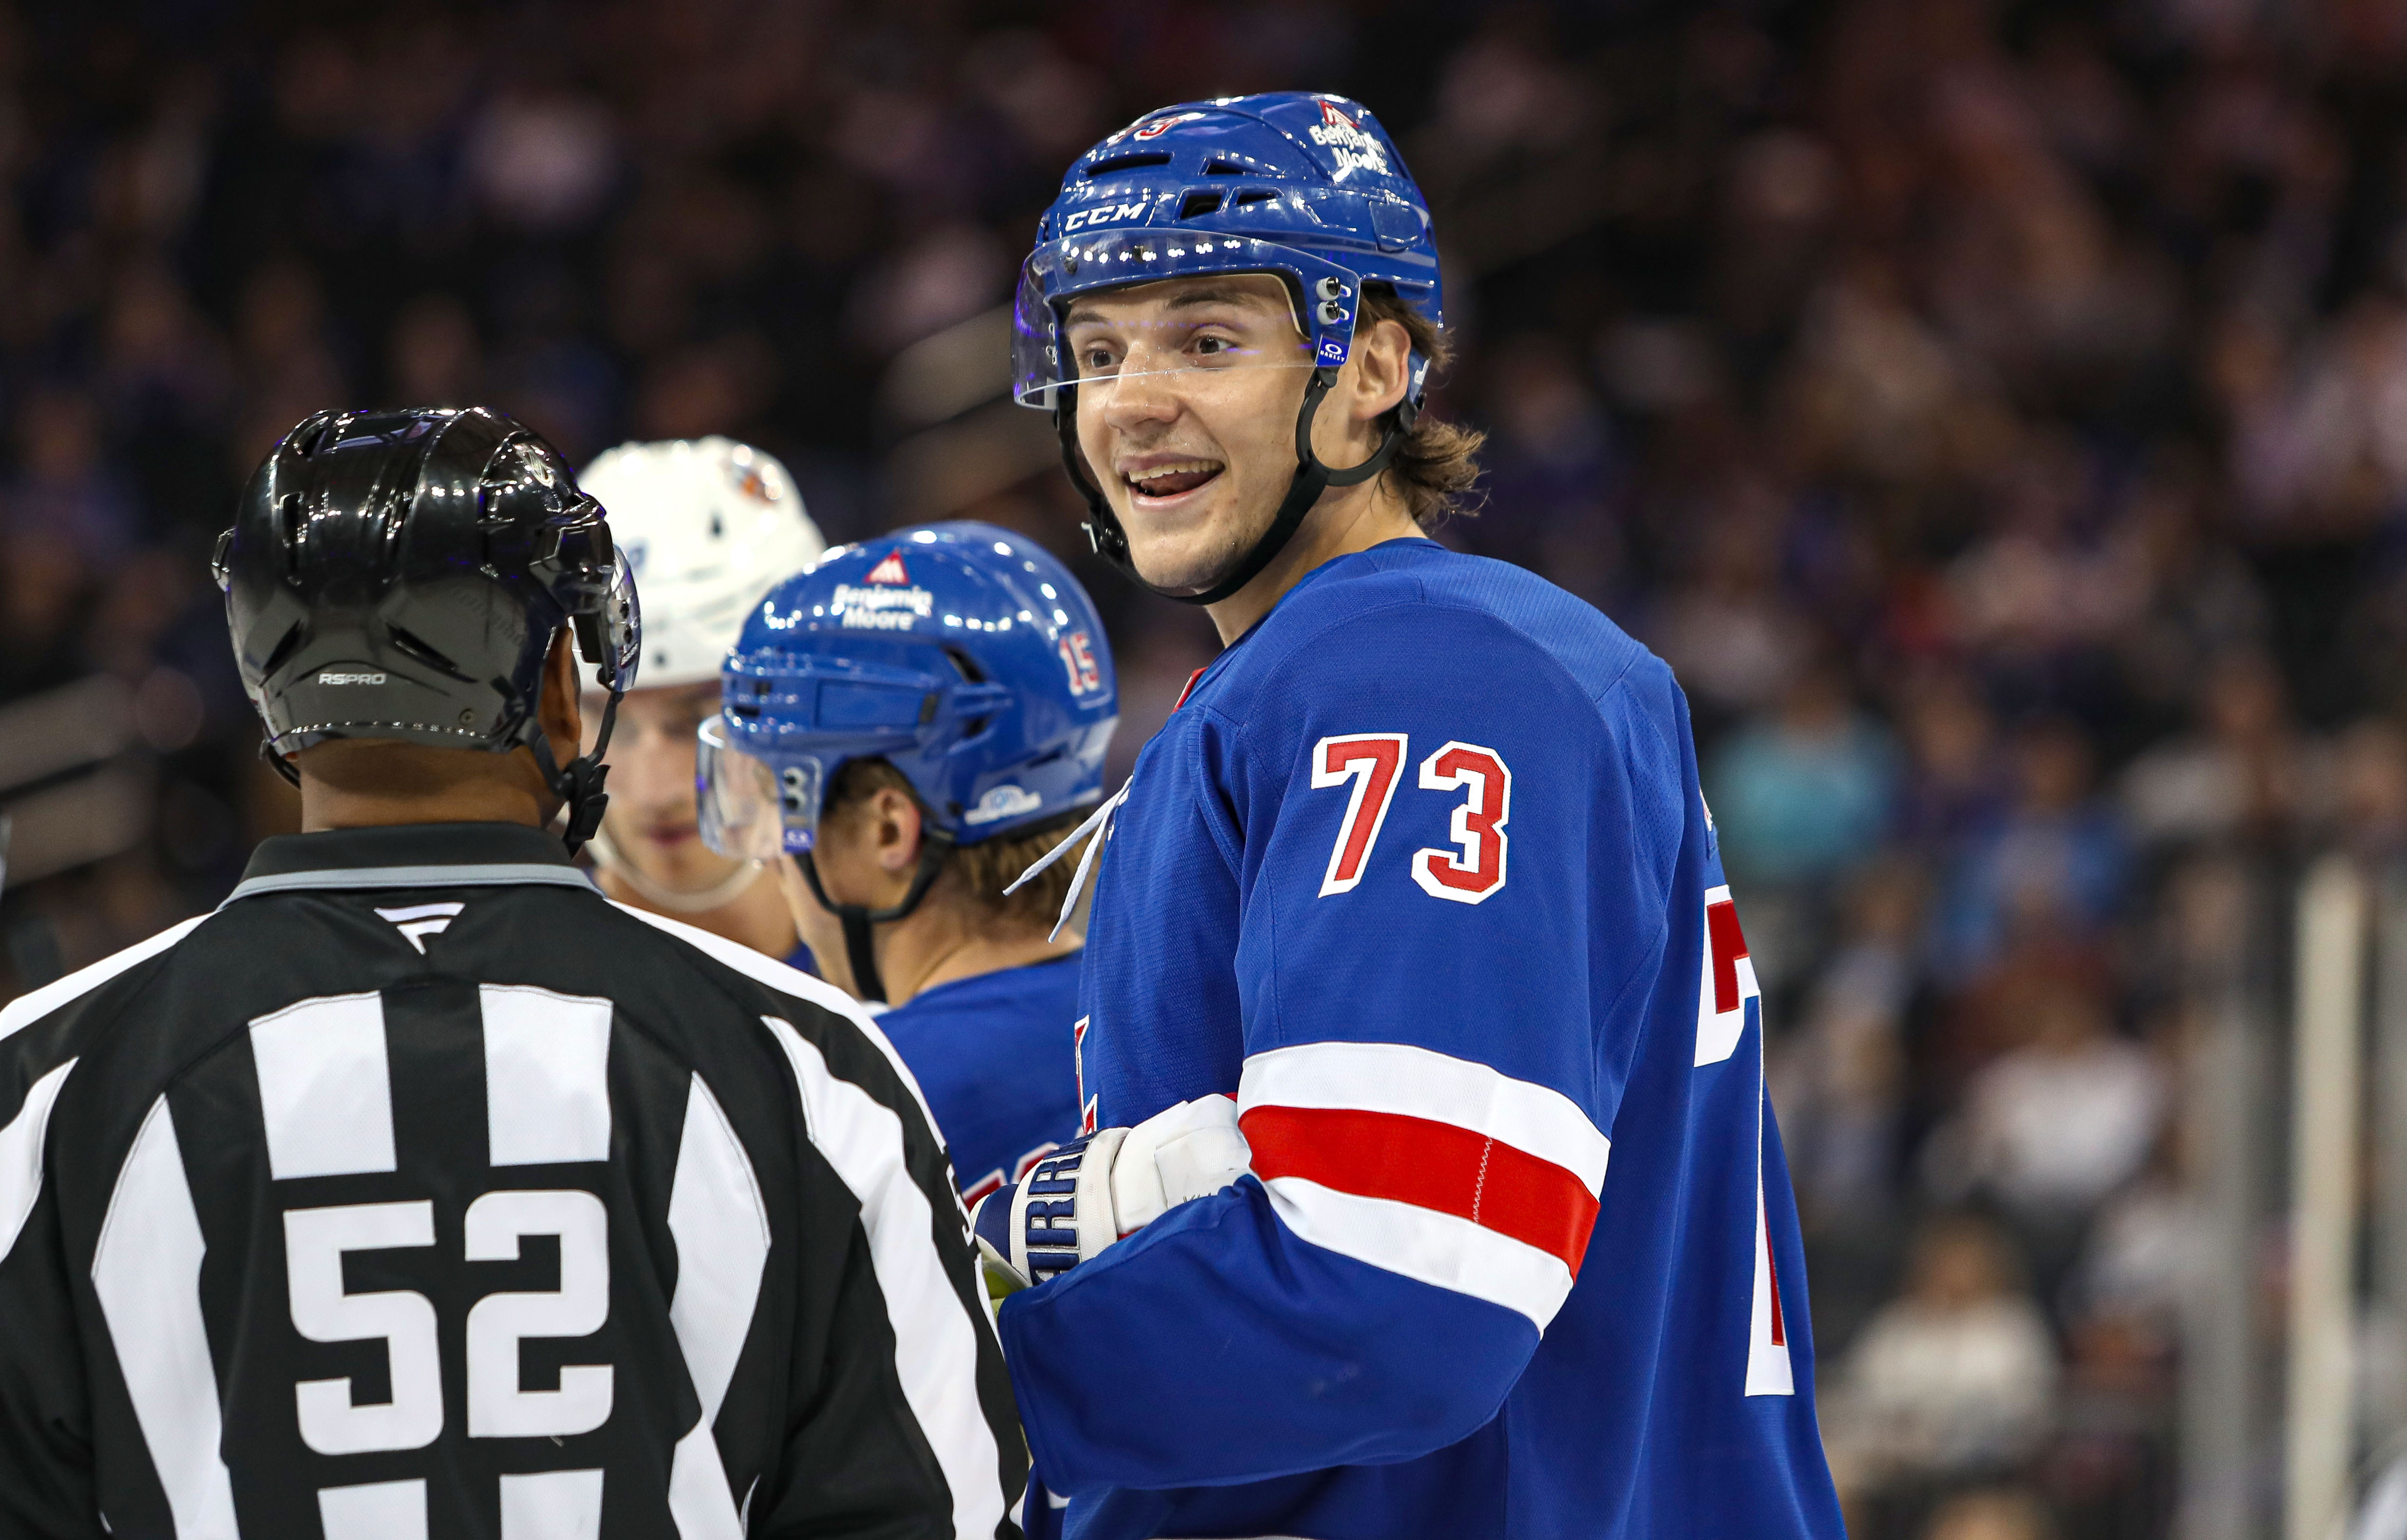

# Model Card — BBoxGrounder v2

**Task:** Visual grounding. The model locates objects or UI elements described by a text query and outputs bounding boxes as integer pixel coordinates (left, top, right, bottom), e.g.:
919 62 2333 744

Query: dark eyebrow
1064 284 1284 328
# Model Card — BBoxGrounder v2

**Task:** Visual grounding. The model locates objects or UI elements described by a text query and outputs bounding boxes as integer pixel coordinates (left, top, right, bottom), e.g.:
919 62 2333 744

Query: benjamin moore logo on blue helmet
717 522 1118 846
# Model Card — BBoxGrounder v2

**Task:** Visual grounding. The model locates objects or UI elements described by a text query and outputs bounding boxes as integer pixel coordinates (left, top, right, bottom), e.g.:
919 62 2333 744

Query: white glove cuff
1110 1094 1251 1234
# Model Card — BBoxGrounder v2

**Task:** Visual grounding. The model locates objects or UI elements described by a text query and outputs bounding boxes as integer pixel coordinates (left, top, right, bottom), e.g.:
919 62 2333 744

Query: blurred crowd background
5 1 2407 1536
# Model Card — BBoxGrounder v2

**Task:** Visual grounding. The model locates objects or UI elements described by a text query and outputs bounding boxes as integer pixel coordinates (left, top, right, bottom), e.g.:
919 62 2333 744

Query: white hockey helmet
580 437 825 690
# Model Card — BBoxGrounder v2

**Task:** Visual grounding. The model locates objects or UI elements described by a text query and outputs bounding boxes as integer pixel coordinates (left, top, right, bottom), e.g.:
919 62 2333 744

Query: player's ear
1343 315 1412 428
875 786 925 873
538 629 583 765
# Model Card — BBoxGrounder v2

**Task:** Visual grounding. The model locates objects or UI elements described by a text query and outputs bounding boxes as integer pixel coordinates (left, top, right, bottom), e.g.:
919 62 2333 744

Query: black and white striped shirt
0 822 1024 1540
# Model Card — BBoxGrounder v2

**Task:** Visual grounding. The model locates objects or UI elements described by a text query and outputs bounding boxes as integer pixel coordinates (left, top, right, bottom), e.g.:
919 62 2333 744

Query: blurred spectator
1945 436 2145 691
2328 717 2407 861
1925 976 2166 1293
1773 857 1921 1232
1466 332 1622 603
388 293 483 405
0 529 91 701
7 389 140 560
1896 668 2011 851
1710 656 1898 889
1932 719 2126 982
1922 1486 2057 1540
1650 481 1809 734
1708 654 1898 989
2120 649 2320 853
1825 1213 2060 1500
2109 464 2267 731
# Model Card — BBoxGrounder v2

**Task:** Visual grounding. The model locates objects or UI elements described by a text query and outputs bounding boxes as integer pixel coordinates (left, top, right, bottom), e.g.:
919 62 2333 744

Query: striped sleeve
994 1043 1610 1493
0 916 207 1540
1237 1041 1609 1331
610 905 1024 1539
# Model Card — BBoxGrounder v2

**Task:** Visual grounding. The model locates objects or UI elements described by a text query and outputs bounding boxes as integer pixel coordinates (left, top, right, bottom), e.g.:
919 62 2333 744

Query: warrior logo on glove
974 1131 1129 1290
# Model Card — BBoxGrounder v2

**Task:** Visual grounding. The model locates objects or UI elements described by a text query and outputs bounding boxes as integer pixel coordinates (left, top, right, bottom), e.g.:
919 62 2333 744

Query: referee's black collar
224 822 596 905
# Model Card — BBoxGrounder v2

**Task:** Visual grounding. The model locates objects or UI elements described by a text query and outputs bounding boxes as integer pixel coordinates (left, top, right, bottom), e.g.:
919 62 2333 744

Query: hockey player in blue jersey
696 522 1119 1203
963 93 1846 1539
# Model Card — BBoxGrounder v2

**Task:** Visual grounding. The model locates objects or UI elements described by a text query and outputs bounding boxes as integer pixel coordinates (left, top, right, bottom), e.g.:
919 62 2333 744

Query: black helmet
213 406 641 852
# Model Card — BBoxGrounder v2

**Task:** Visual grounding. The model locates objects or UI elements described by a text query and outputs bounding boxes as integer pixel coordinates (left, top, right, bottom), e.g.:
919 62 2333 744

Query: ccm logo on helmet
1061 203 1149 233
317 671 387 685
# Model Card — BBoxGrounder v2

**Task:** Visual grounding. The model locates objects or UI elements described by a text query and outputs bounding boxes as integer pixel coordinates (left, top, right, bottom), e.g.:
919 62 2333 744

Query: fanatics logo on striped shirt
375 902 464 954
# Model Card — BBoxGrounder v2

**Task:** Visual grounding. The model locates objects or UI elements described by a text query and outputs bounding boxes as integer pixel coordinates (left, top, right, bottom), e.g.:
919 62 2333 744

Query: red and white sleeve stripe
1235 1041 1611 1331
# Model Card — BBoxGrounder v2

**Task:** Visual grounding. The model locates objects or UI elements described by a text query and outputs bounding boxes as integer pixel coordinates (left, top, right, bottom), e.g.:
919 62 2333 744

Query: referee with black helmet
0 408 1024 1539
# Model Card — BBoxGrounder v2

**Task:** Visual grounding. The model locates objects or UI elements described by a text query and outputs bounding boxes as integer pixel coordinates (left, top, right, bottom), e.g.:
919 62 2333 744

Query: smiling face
1066 273 1319 594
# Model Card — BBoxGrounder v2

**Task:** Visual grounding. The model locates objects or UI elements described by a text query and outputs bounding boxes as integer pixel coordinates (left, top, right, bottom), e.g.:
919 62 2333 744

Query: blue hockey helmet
698 521 1118 861
1013 93 1443 606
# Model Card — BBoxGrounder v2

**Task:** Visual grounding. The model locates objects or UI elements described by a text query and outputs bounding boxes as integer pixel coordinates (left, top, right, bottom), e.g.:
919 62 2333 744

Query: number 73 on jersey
1310 733 1511 904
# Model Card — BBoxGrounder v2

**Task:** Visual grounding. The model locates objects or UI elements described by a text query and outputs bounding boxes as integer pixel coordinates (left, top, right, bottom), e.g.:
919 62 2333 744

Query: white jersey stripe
1261 1174 1577 1330
251 993 396 1180
92 1096 237 1539
501 1468 604 1539
1745 1168 1794 1395
609 904 947 1151
0 1058 76 1265
666 1073 771 1540
480 985 614 1166
766 1017 1006 1540
318 1478 427 1539
0 915 205 1043
1238 1041 1611 1194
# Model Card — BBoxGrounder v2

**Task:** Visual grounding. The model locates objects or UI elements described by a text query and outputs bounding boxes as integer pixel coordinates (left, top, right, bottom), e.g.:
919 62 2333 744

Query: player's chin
1117 486 1249 582
1122 515 1249 595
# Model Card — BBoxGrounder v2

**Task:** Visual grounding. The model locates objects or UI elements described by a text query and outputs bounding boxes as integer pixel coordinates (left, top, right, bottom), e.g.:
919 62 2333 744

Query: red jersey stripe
1765 1220 1786 1347
1242 1104 1600 1276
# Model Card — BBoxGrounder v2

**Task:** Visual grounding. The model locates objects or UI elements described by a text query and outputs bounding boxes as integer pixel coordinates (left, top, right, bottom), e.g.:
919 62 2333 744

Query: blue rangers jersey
994 539 1843 1540
880 955 1085 1202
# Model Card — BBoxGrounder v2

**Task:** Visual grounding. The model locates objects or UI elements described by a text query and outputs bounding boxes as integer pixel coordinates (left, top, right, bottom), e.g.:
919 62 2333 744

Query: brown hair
825 757 1093 931
1361 284 1484 530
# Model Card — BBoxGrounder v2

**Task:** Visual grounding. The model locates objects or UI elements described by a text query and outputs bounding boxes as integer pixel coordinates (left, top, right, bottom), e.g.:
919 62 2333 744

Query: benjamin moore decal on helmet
700 521 1117 856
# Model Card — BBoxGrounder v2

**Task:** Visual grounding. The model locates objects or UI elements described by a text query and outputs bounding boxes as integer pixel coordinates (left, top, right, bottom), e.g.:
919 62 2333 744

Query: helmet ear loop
259 736 302 787
504 648 624 858
792 825 957 1004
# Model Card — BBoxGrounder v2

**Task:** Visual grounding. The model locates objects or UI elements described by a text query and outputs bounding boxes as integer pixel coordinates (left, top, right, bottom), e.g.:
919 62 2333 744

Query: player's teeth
1135 462 1218 483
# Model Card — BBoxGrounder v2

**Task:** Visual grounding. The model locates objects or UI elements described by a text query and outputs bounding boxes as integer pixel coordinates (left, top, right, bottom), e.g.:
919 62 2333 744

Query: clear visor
1011 231 1361 407
696 714 823 860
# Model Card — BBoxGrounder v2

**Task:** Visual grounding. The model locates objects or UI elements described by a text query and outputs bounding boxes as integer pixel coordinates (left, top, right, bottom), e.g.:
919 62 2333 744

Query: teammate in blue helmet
973 92 1845 1540
698 520 1117 1199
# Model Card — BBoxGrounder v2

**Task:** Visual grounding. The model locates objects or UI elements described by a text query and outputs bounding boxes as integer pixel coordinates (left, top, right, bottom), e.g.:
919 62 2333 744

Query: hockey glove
971 1095 1250 1294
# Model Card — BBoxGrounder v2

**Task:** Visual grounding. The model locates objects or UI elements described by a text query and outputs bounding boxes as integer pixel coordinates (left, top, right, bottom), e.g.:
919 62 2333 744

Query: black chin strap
521 679 622 858
1058 366 1414 607
794 828 956 1004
